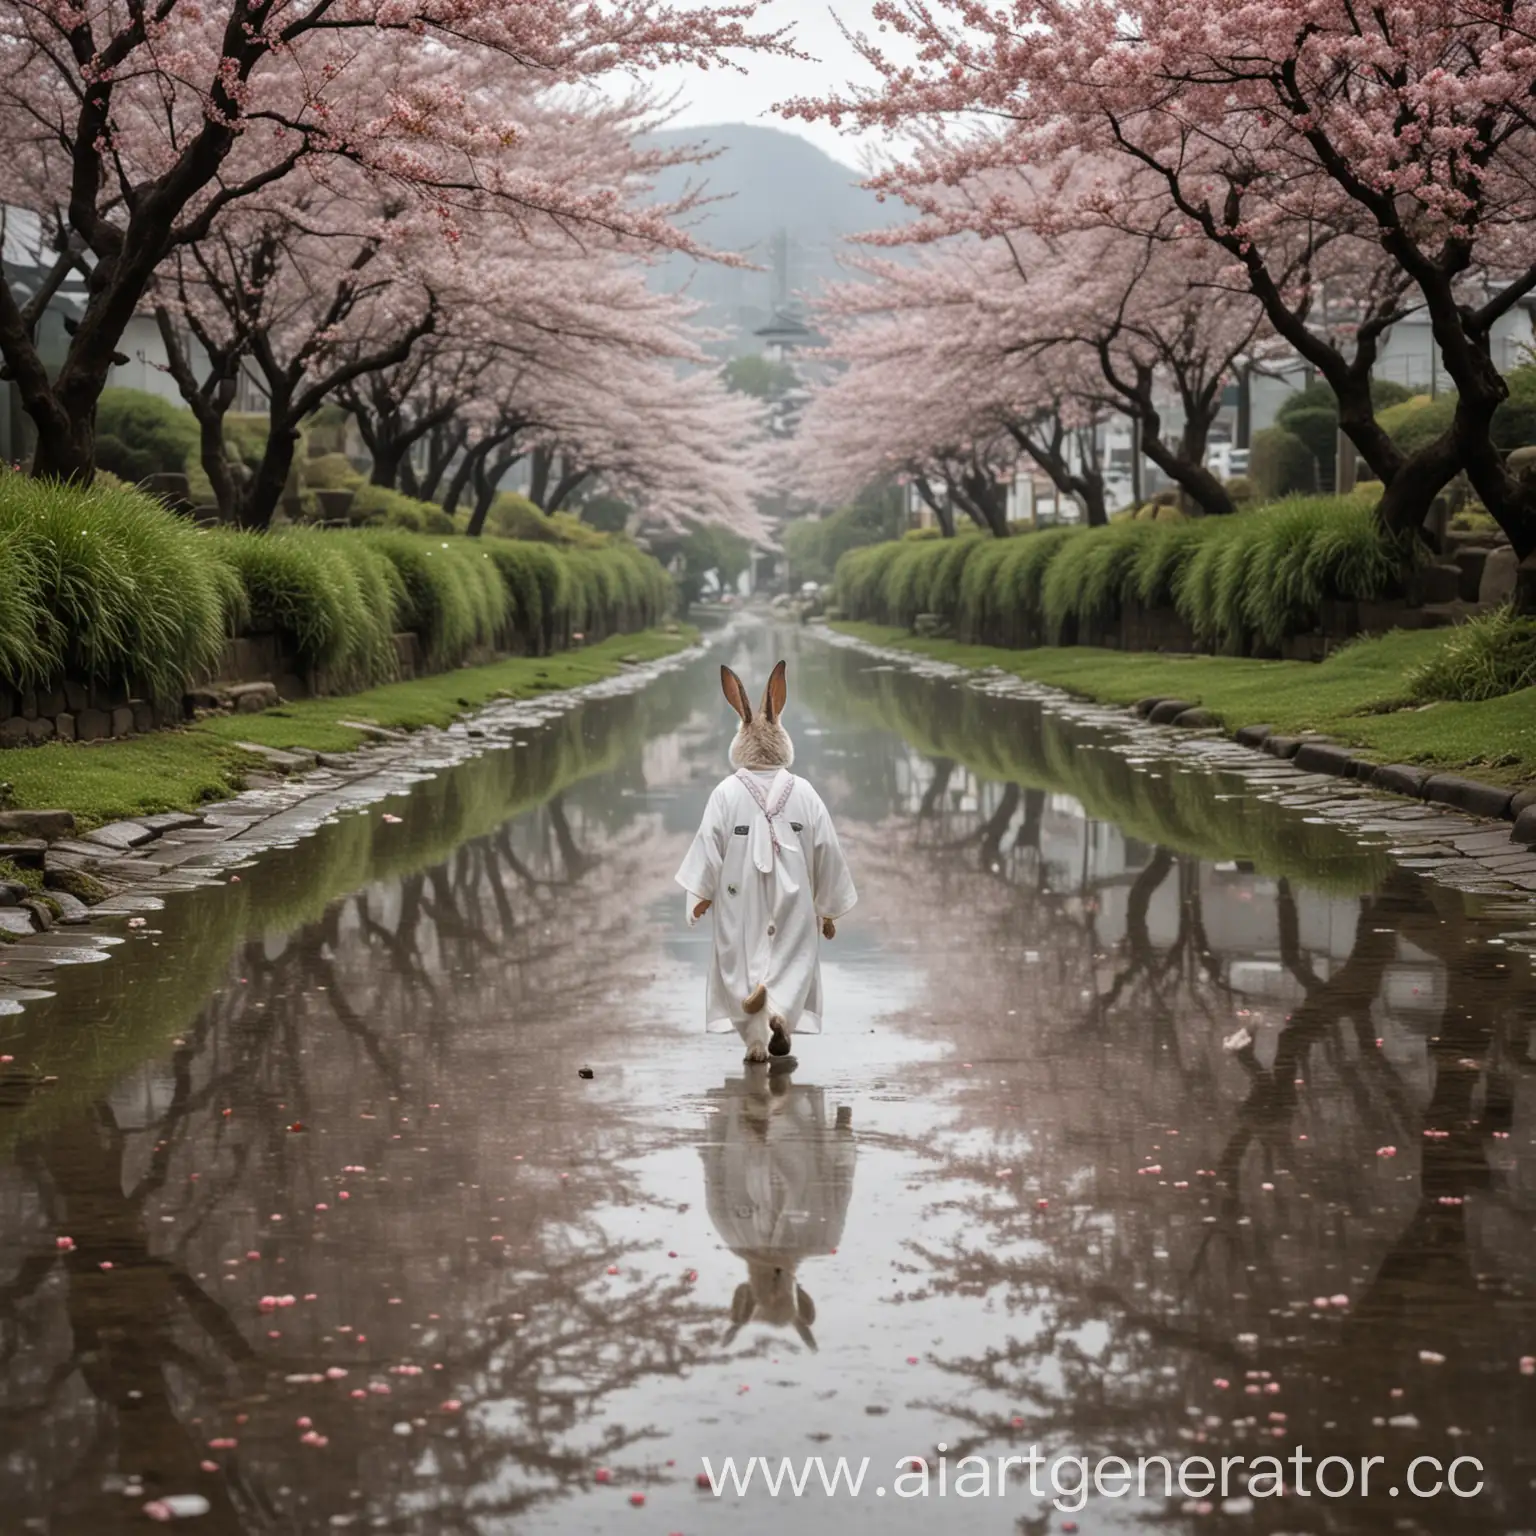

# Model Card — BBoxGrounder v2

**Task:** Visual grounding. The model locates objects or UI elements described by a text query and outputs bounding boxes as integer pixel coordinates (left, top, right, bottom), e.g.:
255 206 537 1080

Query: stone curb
808 627 1536 907
0 634 714 1008
1124 694 1534 840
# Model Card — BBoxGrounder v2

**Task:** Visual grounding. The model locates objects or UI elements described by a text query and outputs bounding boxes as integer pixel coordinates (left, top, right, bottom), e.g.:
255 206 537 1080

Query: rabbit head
721 661 794 771
724 1264 817 1352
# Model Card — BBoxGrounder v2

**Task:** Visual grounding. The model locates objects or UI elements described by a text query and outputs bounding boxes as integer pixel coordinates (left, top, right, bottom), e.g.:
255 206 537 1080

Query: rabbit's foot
745 1040 769 1064
742 983 768 1015
768 1017 791 1057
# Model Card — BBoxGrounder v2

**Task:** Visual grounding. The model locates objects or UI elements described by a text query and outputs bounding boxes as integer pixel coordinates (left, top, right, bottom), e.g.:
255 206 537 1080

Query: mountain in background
640 123 903 357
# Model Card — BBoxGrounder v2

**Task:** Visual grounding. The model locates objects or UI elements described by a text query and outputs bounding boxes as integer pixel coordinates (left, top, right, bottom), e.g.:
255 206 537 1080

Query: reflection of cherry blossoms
815 655 1536 1528
0 685 726 1530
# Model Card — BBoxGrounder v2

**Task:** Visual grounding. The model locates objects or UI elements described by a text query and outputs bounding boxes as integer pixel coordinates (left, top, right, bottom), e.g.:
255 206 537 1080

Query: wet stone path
2 622 1535 1535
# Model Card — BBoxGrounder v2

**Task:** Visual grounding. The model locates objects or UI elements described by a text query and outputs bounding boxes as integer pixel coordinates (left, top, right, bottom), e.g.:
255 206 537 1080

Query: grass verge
1 628 695 826
829 621 1536 785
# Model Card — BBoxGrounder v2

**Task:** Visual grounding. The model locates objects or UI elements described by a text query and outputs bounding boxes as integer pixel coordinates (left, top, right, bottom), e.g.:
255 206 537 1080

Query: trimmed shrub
1250 427 1317 500
1278 405 1339 489
1385 392 1455 456
303 453 364 491
835 492 1415 656
1041 521 1154 638
225 413 270 470
1408 605 1536 703
485 493 607 547
209 528 404 688
1379 369 1536 458
350 484 457 535
0 477 672 711
1494 365 1536 451
355 531 508 666
0 473 230 695
95 388 200 482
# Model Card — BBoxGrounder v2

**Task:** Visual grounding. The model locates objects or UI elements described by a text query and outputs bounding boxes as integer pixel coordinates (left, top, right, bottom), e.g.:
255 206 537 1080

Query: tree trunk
1124 366 1236 517
956 469 1010 536
1375 434 1463 542
1430 341 1536 561
195 407 240 519
369 439 410 491
418 422 465 503
1078 475 1109 528
1138 430 1236 516
914 475 956 537
1008 421 1108 527
543 463 591 515
154 308 240 517
27 392 96 482
235 419 299 530
528 445 553 510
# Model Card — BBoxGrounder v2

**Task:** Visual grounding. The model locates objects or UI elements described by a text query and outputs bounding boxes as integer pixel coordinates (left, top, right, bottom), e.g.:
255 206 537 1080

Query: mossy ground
830 622 1536 785
1 628 695 827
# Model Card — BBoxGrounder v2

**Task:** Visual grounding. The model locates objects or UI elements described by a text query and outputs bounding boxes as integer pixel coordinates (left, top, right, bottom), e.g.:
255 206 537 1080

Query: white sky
655 0 880 168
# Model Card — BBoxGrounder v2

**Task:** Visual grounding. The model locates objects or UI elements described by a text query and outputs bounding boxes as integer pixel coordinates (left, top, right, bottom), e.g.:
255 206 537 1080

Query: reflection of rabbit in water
701 1067 856 1352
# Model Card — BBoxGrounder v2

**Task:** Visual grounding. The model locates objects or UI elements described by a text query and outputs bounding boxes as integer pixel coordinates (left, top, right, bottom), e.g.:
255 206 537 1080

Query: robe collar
735 767 796 878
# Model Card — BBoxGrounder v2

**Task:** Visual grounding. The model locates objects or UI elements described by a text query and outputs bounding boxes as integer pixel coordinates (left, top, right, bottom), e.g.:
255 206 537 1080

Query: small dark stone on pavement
578 1067 595 1080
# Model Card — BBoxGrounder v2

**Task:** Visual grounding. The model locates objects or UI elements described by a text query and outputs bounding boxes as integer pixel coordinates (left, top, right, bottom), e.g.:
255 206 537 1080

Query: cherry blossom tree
147 81 738 529
153 172 441 525
453 324 769 541
786 0 1536 553
0 0 793 483
799 250 1113 530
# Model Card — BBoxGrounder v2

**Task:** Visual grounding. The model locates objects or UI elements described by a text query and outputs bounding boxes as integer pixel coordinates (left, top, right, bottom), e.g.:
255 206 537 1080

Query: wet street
3 620 1536 1535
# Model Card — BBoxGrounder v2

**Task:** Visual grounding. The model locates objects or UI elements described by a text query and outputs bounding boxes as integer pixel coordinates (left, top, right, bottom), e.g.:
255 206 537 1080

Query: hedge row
0 476 672 699
834 494 1415 653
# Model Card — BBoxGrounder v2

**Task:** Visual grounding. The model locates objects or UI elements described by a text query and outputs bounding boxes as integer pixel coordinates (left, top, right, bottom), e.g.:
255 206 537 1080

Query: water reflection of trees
843 719 1536 1531
0 766 722 1531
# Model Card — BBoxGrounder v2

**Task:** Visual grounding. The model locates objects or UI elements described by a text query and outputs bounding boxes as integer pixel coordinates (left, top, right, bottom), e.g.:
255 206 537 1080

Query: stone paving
814 623 1536 941
0 637 710 1014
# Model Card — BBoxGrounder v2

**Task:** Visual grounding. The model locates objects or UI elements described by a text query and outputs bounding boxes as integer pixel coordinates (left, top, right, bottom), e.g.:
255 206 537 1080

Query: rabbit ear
721 665 752 724
731 1282 756 1325
796 1285 816 1325
761 659 787 723
793 1316 818 1353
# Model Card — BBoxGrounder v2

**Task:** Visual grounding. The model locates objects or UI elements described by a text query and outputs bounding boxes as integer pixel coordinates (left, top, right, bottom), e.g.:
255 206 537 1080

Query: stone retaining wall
1 629 427 749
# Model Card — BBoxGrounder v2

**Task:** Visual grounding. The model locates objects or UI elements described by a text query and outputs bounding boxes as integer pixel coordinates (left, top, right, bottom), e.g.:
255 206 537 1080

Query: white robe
701 1077 857 1262
675 769 857 1042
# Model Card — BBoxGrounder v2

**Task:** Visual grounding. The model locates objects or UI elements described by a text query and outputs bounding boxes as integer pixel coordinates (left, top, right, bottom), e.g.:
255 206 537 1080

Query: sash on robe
735 768 799 891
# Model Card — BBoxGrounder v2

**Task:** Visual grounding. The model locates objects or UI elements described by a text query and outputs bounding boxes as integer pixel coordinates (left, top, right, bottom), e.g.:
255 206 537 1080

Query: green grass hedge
0 475 232 695
835 493 1415 654
0 475 673 701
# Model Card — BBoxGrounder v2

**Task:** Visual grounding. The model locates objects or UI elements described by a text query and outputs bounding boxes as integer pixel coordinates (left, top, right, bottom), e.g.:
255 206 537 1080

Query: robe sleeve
675 784 728 926
810 789 858 922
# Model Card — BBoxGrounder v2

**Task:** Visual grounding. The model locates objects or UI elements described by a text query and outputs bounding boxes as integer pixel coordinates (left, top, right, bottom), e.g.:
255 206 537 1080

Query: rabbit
675 660 858 1063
